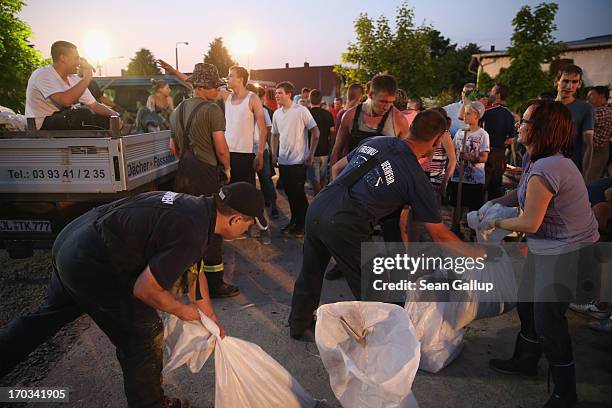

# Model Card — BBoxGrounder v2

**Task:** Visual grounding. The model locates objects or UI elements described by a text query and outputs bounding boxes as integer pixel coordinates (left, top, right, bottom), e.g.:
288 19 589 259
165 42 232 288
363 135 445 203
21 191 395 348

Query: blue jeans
257 149 277 205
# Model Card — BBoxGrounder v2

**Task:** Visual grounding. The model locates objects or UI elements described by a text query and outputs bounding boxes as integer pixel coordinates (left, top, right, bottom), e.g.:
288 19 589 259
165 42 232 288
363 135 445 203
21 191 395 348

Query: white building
470 35 612 87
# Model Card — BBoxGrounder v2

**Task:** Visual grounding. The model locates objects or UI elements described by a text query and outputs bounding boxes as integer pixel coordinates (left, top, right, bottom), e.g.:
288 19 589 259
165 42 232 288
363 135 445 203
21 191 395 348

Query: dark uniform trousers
289 183 375 332
173 154 224 276
0 211 165 407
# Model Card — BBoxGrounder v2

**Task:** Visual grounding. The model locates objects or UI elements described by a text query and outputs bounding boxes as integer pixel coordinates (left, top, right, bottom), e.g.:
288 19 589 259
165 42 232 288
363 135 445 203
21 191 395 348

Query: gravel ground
0 249 90 390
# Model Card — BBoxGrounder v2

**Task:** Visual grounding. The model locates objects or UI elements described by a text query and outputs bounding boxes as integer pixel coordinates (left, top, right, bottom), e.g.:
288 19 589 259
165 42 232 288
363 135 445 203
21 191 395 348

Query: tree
125 48 161 76
0 0 48 113
203 37 235 77
426 28 480 96
497 2 564 110
335 3 434 97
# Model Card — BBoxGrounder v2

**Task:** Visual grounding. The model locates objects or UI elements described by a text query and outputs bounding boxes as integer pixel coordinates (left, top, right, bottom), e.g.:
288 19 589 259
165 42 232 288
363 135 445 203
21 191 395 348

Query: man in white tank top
224 66 267 185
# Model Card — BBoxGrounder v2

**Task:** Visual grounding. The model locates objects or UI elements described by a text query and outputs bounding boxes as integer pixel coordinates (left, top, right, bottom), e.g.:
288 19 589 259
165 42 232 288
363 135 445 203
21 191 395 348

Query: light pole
175 42 189 71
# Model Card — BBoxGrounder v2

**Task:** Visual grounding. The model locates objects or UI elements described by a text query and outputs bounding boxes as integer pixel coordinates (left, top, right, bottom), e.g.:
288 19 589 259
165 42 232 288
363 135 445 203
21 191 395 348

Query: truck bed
0 130 178 257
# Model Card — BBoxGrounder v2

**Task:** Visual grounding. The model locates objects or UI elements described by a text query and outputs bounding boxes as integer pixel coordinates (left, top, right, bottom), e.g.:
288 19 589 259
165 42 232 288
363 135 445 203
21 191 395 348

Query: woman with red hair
485 100 599 408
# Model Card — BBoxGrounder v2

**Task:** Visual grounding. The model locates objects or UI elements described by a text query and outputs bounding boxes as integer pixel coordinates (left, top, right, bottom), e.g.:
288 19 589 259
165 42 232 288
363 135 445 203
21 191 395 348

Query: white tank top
225 91 255 153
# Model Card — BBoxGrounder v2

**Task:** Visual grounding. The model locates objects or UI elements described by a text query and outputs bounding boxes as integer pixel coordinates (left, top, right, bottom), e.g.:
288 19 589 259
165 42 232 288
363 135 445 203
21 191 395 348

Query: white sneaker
569 301 608 319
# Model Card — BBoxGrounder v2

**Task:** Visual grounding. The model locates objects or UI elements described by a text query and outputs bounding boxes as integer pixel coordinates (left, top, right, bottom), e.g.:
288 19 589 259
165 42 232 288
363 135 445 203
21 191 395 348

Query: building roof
473 34 612 59
249 63 340 97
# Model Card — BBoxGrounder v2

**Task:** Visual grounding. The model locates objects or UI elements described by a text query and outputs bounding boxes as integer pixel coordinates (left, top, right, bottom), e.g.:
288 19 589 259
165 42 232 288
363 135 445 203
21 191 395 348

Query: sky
19 0 612 76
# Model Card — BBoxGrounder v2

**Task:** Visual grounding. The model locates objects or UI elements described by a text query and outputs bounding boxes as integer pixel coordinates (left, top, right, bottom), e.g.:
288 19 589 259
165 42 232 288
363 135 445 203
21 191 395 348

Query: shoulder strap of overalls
178 100 209 155
339 138 399 188
350 103 363 135
376 106 393 134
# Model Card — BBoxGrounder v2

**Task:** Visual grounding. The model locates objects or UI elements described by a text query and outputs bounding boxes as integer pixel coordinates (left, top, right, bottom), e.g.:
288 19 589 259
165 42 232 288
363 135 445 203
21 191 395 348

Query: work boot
289 318 315 341
543 364 577 408
164 396 191 408
489 332 541 376
206 272 240 298
325 264 344 281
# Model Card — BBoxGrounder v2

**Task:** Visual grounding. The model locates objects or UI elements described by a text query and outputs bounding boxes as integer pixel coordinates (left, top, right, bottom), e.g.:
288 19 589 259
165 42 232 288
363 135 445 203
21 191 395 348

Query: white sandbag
446 249 517 328
162 311 216 373
405 299 465 373
405 249 517 372
163 311 315 408
467 203 518 243
316 301 420 408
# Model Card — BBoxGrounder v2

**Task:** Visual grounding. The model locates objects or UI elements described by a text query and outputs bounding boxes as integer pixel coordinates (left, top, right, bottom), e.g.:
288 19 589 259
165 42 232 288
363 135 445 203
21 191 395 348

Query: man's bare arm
271 132 280 165
330 157 348 181
49 78 92 107
395 109 410 137
133 266 199 321
305 126 320 166
88 101 118 117
249 95 266 159
212 130 231 180
330 111 353 165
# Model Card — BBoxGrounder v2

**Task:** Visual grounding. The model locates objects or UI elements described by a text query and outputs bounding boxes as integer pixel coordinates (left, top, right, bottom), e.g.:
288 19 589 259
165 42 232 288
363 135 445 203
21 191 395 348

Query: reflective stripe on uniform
202 263 224 273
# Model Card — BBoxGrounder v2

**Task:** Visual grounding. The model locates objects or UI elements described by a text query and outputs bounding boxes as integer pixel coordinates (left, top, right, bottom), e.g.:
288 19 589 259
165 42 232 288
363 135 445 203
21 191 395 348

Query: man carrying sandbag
289 108 481 339
0 182 267 408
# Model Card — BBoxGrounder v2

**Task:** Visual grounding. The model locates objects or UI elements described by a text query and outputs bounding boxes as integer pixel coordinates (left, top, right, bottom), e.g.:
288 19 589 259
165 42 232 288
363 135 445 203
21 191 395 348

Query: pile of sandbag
315 302 420 408
406 204 519 372
163 311 316 408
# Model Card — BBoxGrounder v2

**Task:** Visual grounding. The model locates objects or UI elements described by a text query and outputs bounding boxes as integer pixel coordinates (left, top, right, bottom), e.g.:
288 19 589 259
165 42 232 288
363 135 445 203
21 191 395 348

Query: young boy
448 101 490 218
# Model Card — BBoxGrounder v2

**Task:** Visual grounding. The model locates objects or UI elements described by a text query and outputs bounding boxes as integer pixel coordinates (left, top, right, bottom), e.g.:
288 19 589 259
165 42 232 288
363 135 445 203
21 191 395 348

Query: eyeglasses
516 118 533 128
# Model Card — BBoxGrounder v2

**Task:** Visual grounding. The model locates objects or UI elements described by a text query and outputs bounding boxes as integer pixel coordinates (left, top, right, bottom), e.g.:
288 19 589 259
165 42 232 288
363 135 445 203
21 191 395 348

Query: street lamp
175 42 189 70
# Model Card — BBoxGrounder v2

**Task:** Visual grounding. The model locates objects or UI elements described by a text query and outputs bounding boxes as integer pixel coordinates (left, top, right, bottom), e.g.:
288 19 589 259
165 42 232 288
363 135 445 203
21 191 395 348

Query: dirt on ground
0 249 90 391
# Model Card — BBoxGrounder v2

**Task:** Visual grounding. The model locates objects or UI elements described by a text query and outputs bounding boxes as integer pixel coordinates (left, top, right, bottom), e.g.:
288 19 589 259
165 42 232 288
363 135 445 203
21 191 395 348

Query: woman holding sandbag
483 99 599 408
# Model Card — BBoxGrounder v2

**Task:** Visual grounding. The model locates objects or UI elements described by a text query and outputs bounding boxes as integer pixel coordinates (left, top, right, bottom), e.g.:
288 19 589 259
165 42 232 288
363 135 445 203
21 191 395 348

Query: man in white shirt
224 66 267 184
25 41 120 131
271 82 320 237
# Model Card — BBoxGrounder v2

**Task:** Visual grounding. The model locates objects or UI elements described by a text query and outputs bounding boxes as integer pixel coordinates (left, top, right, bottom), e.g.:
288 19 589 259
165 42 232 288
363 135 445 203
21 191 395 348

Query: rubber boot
205 271 240 298
489 332 541 376
543 364 577 408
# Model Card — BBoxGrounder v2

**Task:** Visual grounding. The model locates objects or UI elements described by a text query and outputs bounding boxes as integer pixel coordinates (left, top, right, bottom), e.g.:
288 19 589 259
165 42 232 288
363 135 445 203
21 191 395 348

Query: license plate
0 219 52 233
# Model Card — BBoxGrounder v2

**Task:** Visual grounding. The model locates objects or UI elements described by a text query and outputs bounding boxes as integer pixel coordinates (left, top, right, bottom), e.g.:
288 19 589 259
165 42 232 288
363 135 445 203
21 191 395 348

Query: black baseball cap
217 182 268 229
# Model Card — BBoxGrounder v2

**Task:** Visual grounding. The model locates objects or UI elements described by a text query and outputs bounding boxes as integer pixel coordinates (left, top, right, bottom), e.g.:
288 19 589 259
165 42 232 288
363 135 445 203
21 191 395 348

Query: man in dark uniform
289 110 479 339
0 182 267 408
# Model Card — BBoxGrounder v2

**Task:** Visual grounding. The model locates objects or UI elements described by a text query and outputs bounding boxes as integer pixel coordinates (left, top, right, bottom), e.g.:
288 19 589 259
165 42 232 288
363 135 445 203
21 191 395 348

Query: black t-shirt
93 191 215 290
339 136 441 223
481 105 515 149
309 107 334 156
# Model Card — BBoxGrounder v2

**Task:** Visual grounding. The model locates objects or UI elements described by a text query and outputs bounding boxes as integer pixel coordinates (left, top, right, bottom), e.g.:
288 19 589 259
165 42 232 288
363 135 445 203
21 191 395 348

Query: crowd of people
2 39 611 408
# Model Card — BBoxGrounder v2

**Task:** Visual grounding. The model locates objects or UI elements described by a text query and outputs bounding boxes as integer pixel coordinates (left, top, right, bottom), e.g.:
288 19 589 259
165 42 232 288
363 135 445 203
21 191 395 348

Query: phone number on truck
6 168 107 180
